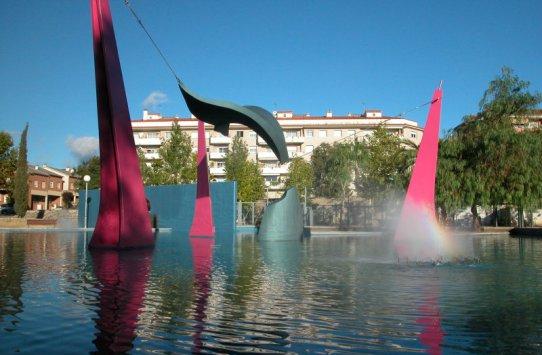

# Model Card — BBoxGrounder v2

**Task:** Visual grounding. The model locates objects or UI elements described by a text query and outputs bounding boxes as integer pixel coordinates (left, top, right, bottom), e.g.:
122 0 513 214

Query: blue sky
0 0 540 167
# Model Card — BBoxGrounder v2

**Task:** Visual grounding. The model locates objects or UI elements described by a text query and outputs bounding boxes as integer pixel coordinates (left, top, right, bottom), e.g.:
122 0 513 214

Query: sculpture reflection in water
90 248 154 353
416 283 444 355
190 237 215 353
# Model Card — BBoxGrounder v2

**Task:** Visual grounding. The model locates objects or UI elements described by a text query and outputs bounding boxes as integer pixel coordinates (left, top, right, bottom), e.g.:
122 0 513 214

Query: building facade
132 109 424 197
27 165 80 210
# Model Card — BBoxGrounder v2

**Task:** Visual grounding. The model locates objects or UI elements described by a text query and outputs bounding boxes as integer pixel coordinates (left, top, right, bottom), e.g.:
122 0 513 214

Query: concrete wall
78 181 237 235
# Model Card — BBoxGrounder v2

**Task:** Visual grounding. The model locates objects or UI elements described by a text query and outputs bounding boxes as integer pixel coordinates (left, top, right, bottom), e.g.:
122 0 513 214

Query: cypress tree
14 124 28 217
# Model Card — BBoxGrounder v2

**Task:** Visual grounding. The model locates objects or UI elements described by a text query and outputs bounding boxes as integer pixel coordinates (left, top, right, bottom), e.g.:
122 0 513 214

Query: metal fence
236 200 398 230
236 201 268 225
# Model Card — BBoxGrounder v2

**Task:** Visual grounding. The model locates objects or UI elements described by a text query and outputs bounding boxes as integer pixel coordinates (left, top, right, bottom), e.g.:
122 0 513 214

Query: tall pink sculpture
394 86 443 258
189 121 216 237
89 0 154 249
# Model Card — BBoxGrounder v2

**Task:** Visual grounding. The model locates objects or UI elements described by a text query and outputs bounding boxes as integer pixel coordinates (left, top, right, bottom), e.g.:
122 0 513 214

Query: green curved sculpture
177 79 289 164
258 187 305 241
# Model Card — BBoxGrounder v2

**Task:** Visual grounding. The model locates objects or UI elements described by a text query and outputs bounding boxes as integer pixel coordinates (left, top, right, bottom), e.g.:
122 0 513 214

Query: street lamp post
83 175 91 229
265 181 270 205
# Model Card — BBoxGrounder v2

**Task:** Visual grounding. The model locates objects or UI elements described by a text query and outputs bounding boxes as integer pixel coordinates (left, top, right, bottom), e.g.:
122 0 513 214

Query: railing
209 152 227 160
210 136 231 144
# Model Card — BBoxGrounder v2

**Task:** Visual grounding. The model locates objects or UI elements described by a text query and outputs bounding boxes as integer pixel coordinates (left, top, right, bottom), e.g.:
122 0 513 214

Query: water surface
1 232 541 353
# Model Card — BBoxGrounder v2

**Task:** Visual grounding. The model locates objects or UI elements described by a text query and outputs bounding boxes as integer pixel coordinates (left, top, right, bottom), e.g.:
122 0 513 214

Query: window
306 129 313 138
305 145 314 153
218 147 228 154
249 131 257 138
41 181 45 189
318 130 327 138
147 132 159 138
57 182 61 189
34 180 38 188
334 130 342 138
410 133 417 138
50 181 54 188
217 162 225 168
165 132 172 139
285 131 298 138
70 183 74 190
236 131 244 138
249 146 257 155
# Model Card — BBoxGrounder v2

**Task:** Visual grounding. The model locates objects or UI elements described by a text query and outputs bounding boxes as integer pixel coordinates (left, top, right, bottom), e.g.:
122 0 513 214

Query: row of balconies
145 150 298 161
209 166 288 176
134 135 305 147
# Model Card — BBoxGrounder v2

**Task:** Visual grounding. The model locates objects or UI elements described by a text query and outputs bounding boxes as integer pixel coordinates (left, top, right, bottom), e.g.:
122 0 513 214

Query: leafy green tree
452 67 542 229
0 131 17 194
436 134 465 223
13 124 28 217
354 126 414 205
75 156 100 190
311 142 356 227
285 157 313 198
153 122 196 184
225 136 264 201
139 122 196 186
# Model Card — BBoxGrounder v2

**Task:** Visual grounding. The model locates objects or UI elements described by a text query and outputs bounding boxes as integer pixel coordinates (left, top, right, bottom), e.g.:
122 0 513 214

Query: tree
436 134 464 223
75 156 100 190
0 131 17 193
450 67 542 229
311 142 356 227
62 191 74 209
285 157 313 198
225 136 265 201
139 122 196 185
354 126 414 206
13 124 28 217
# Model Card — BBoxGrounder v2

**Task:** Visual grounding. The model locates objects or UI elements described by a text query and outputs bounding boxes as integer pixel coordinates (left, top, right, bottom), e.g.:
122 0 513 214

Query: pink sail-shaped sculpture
394 87 443 259
189 121 216 237
89 0 154 249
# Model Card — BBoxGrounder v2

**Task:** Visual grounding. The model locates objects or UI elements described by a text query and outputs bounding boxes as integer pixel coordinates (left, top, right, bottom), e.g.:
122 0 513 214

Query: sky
0 0 541 168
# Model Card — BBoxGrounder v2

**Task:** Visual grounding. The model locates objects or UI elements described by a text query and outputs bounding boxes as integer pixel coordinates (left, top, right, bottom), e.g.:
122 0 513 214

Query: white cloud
66 136 99 162
142 91 168 110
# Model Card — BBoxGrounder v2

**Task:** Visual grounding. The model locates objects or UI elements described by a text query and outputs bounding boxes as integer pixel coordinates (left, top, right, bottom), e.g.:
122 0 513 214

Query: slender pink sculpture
189 121 216 237
89 0 154 249
394 86 442 258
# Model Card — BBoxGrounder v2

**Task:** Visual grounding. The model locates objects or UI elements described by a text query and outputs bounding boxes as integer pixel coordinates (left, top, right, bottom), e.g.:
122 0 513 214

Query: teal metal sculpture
177 79 288 164
258 187 305 241
124 2 288 164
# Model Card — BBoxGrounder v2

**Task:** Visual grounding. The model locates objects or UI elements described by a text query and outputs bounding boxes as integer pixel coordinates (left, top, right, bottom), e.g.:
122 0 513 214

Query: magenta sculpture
189 121 216 237
89 0 154 249
394 87 443 259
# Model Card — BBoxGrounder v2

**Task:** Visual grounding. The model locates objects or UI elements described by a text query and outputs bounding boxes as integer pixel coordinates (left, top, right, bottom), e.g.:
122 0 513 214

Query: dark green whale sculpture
177 79 289 164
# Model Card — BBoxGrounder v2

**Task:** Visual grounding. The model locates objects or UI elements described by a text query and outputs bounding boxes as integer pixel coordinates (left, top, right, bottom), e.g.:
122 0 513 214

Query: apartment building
132 109 424 196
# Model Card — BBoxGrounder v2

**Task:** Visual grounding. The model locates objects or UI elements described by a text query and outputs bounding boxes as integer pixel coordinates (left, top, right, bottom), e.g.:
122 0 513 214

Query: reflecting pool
1 232 542 353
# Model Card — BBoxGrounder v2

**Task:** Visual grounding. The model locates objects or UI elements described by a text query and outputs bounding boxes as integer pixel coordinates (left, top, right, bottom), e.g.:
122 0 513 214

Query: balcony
210 167 226 175
134 137 162 146
144 152 159 160
285 136 304 144
257 151 278 161
210 136 231 145
209 152 227 160
261 166 288 176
